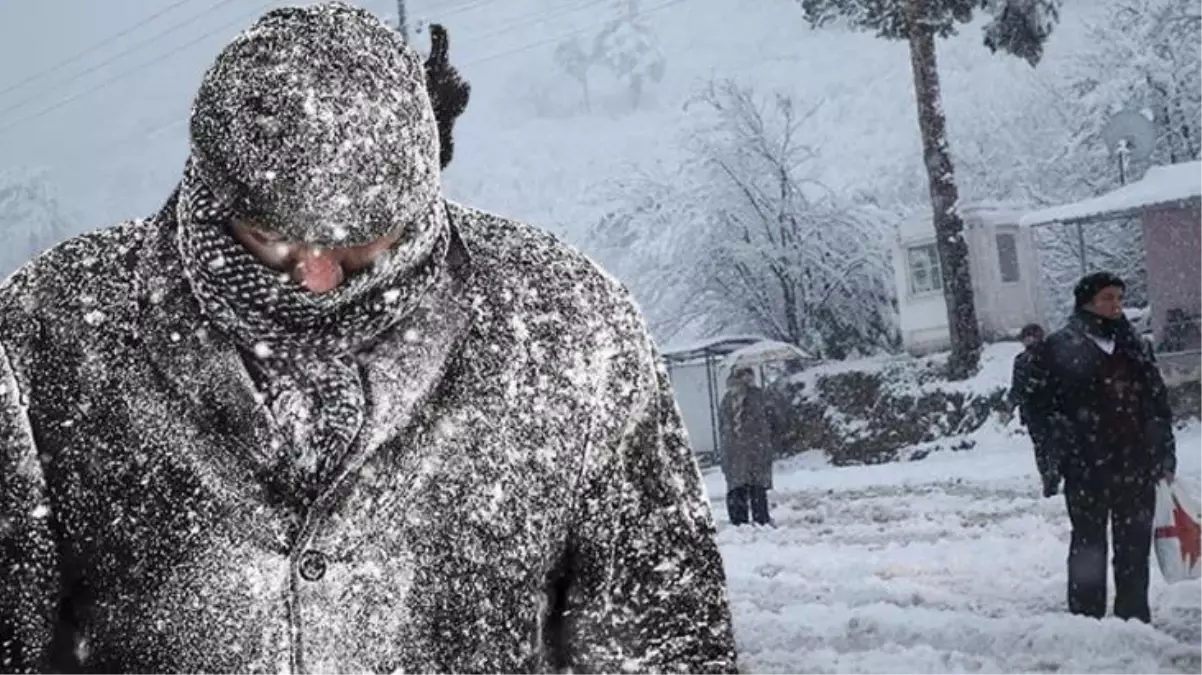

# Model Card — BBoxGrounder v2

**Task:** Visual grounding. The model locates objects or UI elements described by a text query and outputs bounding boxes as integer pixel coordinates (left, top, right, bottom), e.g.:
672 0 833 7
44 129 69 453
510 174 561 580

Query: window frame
906 243 943 296
996 231 1021 284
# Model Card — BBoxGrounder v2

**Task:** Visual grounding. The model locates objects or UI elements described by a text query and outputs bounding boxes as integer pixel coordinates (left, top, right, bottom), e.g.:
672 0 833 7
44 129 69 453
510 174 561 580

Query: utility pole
397 0 410 42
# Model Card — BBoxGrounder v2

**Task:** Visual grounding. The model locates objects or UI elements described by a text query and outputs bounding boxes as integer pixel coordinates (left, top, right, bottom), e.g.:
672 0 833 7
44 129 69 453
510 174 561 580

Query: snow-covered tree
592 0 666 110
553 36 595 112
588 83 901 357
1068 0 1200 168
603 82 895 357
687 82 897 358
799 0 1064 378
942 73 1148 323
585 163 711 341
0 170 75 279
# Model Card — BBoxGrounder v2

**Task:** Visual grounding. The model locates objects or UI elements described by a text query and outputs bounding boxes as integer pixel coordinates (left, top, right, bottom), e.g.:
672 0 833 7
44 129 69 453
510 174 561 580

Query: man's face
1086 285 1124 320
1021 334 1042 349
231 219 401 294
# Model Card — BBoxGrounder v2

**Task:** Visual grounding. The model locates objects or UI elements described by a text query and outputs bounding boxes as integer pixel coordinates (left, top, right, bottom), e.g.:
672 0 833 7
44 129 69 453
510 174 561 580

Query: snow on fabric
0 188 739 675
188 3 440 247
1020 160 1202 227
707 421 1202 674
0 3 736 673
1154 478 1202 583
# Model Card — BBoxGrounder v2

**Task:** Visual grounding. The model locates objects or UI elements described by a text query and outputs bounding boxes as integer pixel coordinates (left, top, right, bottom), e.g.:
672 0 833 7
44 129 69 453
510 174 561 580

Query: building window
907 244 942 295
996 232 1020 283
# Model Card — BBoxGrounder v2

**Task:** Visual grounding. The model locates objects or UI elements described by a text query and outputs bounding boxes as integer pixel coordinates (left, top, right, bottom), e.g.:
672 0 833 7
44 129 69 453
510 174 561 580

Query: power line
422 0 502 22
463 0 687 66
10 0 687 154
0 0 247 122
0 1 274 136
457 0 600 46
0 0 203 99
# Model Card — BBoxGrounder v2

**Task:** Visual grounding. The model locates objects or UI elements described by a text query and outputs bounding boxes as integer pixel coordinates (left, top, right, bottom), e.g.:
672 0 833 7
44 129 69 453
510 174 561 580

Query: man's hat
188 2 440 246
1073 271 1126 309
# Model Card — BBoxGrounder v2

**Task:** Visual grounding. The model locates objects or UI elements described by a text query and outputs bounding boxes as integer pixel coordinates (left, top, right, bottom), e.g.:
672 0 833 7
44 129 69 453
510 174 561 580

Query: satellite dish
1101 109 1157 164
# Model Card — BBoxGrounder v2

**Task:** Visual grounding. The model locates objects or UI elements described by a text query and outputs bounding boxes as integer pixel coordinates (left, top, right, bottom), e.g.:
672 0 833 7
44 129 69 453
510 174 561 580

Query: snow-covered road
705 420 1202 673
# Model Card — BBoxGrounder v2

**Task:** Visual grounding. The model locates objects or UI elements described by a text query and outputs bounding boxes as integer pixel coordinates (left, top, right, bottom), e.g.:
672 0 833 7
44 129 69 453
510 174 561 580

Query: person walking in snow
1029 271 1176 623
0 4 737 673
719 366 780 526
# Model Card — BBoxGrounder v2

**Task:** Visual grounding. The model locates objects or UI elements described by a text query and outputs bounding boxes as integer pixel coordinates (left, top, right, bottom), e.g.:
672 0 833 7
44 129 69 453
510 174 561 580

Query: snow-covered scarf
177 162 450 503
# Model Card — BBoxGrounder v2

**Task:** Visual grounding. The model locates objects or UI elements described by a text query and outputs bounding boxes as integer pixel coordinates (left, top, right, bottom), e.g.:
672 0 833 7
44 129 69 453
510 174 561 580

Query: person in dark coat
1029 271 1177 624
1008 323 1056 494
1009 323 1046 422
0 4 737 673
718 366 779 526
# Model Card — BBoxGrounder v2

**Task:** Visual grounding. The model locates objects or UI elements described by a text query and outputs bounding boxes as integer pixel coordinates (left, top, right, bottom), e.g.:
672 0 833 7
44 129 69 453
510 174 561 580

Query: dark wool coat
718 386 779 490
1008 348 1039 427
1028 312 1177 485
0 199 738 674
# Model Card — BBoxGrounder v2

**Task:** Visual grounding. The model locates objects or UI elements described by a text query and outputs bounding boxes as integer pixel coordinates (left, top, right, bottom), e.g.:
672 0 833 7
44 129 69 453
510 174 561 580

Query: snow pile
781 343 1022 465
704 421 1202 674
1020 160 1202 227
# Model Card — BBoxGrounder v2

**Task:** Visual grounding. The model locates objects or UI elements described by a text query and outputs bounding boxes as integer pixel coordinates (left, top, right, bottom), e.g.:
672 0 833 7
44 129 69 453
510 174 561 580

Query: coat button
298 550 328 582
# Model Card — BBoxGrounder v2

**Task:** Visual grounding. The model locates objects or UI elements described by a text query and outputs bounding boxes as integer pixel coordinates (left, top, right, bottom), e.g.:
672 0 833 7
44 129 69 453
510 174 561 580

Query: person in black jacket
1029 272 1176 623
1009 323 1046 419
1009 323 1057 496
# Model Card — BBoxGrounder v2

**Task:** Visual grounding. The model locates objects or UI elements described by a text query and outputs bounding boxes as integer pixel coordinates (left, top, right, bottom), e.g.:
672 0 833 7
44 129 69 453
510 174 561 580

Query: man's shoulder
1044 325 1084 352
0 218 168 343
450 202 643 329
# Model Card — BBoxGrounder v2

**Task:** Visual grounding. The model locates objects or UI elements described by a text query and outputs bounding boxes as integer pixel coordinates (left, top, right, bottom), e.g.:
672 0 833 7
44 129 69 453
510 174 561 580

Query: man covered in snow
1029 272 1176 623
0 4 737 672
718 366 780 526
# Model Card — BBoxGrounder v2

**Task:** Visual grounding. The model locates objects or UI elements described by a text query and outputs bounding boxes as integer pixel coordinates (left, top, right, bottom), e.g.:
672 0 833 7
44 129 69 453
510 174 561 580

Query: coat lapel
297 227 476 544
139 270 288 504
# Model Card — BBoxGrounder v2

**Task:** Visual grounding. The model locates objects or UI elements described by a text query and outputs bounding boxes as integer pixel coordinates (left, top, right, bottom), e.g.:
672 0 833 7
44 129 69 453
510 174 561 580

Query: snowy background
704 345 1202 673
707 420 1202 674
0 1 1199 672
1 0 1198 347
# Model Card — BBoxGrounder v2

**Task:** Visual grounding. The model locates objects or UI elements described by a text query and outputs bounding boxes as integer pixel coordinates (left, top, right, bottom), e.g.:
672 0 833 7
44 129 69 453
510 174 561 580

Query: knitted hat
188 2 440 247
1073 271 1126 309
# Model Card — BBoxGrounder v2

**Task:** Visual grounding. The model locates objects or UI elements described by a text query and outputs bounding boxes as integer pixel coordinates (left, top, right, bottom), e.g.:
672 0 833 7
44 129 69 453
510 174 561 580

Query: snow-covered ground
704 420 1202 673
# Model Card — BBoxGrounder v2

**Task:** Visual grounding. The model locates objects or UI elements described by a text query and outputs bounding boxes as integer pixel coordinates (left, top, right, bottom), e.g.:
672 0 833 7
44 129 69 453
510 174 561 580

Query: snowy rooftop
897 201 1028 240
1020 160 1202 227
661 334 772 364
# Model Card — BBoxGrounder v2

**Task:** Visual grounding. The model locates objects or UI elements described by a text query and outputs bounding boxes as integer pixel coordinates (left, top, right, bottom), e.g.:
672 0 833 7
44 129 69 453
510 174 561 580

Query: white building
892 202 1046 355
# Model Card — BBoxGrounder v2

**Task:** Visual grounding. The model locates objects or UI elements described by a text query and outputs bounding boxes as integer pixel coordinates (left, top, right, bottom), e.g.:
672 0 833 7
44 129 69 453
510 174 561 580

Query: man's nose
294 246 345 293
